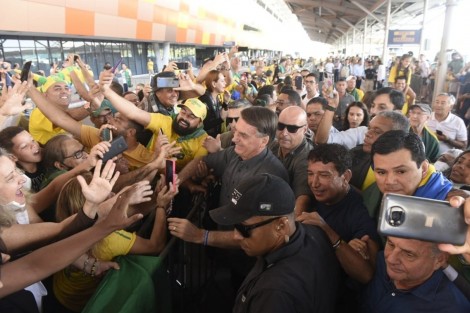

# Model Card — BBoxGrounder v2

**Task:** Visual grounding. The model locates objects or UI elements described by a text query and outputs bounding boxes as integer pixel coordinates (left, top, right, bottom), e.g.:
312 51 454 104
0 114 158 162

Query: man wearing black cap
408 103 439 162
208 173 340 313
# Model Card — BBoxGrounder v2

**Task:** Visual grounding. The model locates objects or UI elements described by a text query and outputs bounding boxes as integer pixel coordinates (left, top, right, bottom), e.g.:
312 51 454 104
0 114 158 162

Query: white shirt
327 126 367 149
427 112 467 154
377 64 386 81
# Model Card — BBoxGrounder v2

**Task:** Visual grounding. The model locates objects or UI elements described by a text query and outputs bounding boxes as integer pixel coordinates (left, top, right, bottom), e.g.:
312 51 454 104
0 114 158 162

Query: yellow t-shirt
388 65 412 85
53 230 136 312
80 125 153 170
29 108 66 145
146 113 208 171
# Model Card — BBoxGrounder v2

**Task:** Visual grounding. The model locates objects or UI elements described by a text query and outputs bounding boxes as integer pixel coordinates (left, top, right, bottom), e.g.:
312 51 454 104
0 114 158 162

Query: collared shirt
361 252 470 313
427 112 467 155
271 138 313 198
233 223 340 313
204 146 289 206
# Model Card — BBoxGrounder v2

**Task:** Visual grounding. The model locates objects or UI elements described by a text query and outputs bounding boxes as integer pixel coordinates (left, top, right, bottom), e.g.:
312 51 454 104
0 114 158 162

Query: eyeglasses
64 148 85 160
226 117 239 124
277 122 306 133
234 216 282 238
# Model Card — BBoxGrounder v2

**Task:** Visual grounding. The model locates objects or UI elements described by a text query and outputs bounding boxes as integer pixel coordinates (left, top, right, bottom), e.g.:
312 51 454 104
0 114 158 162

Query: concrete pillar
382 0 391 65
362 18 367 60
155 42 171 72
433 0 458 102
419 0 429 56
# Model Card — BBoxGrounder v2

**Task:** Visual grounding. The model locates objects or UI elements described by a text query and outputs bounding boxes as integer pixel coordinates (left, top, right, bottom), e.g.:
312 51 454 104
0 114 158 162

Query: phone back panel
378 193 466 245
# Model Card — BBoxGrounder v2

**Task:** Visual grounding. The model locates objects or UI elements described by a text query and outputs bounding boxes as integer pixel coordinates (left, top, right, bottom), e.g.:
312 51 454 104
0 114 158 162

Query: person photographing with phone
358 130 470 312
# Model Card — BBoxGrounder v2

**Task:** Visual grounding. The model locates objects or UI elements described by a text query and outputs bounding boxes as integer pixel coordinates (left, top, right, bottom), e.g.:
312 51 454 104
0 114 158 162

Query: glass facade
0 36 155 76
0 36 279 77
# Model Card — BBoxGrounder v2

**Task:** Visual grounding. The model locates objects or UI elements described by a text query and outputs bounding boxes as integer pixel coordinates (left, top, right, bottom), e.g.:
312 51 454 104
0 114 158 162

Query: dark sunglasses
234 216 281 238
226 117 239 124
277 122 305 133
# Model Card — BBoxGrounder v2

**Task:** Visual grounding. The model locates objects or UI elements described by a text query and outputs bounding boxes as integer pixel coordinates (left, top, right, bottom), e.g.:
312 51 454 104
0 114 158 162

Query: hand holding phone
295 76 303 90
436 130 443 136
175 62 189 70
165 159 176 192
378 193 467 245
20 61 32 82
102 136 128 163
325 78 334 98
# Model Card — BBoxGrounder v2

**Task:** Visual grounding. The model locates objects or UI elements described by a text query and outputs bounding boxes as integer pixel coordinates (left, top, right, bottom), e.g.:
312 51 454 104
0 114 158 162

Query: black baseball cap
209 174 294 225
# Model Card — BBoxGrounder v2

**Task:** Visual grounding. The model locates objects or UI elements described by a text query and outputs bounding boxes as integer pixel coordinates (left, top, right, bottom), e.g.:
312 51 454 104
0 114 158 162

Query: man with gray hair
427 93 467 154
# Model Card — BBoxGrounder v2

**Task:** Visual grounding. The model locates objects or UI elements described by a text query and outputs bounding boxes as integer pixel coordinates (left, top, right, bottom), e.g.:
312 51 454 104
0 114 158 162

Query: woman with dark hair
342 101 370 130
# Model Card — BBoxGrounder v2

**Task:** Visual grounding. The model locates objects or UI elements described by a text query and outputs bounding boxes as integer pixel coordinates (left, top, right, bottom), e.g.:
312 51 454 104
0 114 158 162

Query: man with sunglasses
209 173 340 313
271 106 313 215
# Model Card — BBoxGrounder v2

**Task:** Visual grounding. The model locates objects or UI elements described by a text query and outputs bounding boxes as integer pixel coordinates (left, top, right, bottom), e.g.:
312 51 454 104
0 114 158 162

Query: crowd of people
0 45 469 313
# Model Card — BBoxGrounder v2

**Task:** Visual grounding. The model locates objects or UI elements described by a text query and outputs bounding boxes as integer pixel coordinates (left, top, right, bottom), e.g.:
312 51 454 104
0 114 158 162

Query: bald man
271 106 314 215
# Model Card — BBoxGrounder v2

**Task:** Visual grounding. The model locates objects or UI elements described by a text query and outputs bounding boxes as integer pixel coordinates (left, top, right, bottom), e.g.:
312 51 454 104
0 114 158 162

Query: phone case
102 136 128 163
20 61 32 82
165 159 176 191
378 193 467 245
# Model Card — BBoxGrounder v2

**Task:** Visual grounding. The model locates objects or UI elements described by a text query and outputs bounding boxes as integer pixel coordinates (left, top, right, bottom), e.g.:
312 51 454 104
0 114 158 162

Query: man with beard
100 80 208 170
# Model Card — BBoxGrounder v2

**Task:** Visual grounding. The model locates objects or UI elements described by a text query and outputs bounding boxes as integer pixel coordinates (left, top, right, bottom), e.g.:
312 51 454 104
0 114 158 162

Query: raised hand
203 135 222 153
116 181 153 206
77 160 120 206
0 81 31 116
99 70 114 92
87 141 112 168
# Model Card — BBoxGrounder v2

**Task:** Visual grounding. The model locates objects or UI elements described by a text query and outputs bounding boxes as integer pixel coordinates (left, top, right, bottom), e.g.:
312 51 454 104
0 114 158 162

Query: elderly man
408 103 439 162
427 93 467 154
315 86 406 149
209 173 340 313
360 130 470 312
272 106 313 215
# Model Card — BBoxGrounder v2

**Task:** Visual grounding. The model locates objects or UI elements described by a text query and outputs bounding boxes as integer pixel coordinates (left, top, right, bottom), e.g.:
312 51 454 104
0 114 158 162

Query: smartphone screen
20 61 32 82
295 76 303 90
165 159 176 191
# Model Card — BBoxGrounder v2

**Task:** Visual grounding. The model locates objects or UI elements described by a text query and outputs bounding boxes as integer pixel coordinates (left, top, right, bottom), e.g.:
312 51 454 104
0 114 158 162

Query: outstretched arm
28 85 82 138
100 70 151 127
0 188 143 297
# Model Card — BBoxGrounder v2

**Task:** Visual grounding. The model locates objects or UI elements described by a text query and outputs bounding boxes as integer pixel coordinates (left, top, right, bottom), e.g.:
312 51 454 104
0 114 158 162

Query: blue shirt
362 252 470 313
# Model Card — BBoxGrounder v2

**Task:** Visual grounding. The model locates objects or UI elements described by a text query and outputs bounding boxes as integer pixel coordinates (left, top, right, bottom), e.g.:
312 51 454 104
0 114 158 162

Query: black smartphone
101 128 112 142
102 136 128 163
175 62 188 70
378 193 467 245
111 58 123 72
20 61 32 82
238 46 249 52
295 76 303 90
74 55 79 62
436 130 443 136
165 159 176 191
